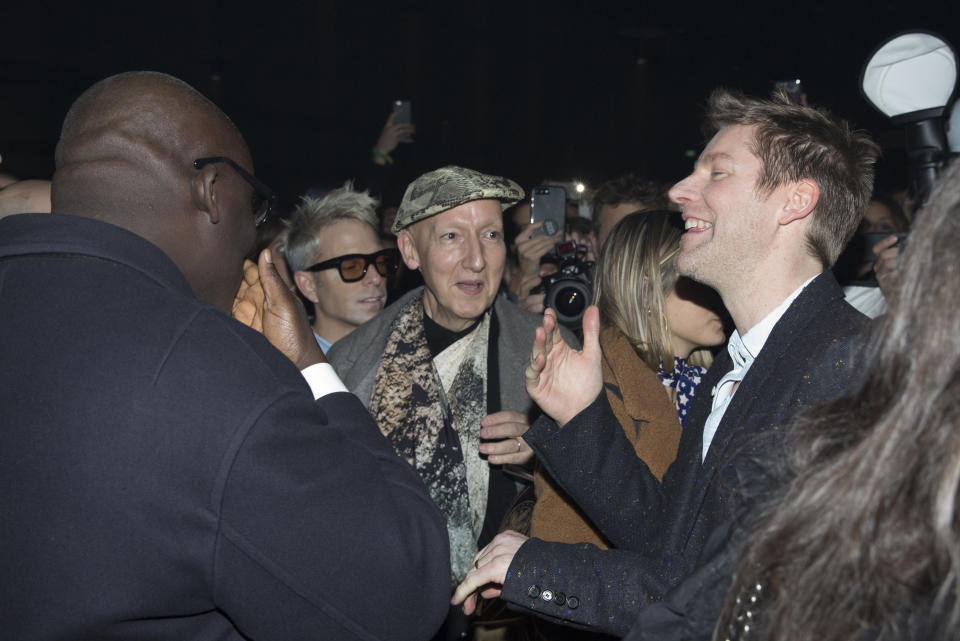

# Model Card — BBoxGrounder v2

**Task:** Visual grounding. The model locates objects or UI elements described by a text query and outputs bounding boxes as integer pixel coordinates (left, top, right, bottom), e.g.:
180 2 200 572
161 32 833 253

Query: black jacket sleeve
214 390 451 641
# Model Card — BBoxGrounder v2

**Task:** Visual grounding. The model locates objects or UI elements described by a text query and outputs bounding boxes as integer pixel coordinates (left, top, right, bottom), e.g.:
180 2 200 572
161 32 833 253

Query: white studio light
861 31 957 121
861 31 958 205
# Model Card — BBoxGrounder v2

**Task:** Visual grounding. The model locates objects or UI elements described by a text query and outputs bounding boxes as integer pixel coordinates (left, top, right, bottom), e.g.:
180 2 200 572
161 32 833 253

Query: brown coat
529 326 681 547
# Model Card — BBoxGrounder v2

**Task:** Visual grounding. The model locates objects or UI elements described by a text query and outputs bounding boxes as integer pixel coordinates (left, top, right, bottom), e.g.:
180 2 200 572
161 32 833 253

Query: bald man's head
52 71 262 312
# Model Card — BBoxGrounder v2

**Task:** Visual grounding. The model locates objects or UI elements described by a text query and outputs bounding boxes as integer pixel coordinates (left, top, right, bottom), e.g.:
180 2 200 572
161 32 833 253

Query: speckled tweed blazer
529 326 681 548
498 271 868 637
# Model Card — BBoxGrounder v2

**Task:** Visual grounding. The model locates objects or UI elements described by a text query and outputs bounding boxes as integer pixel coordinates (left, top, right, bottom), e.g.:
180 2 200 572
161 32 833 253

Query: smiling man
328 165 577 638
452 90 880 639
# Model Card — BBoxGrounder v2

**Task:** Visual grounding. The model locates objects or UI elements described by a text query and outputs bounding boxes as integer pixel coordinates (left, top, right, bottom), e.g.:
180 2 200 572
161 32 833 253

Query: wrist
371 147 393 165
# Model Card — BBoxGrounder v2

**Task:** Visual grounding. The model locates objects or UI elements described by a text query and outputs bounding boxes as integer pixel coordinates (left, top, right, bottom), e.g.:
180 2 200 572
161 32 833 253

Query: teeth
684 219 713 231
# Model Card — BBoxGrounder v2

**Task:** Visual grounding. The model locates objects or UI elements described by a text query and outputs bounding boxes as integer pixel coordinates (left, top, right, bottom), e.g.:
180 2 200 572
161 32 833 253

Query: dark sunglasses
303 248 401 283
193 156 277 228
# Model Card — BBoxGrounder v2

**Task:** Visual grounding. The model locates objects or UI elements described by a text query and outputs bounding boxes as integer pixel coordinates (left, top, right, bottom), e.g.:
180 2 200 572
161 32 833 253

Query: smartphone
774 79 803 104
860 232 908 262
530 186 566 239
392 99 412 124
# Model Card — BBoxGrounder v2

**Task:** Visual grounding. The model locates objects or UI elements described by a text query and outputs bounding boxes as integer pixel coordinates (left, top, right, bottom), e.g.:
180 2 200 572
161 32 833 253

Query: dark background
1 0 957 210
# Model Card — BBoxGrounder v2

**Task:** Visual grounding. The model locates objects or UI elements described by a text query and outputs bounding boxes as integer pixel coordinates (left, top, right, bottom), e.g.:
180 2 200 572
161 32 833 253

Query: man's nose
463 235 486 271
363 260 384 284
668 175 698 206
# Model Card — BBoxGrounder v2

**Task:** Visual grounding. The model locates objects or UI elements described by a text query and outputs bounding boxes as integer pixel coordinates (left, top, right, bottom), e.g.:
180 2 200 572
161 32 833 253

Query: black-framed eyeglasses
303 248 402 282
193 156 277 228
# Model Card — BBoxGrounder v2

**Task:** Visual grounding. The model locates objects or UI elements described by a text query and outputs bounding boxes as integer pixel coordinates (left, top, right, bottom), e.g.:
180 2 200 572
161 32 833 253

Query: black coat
0 214 451 641
499 271 868 637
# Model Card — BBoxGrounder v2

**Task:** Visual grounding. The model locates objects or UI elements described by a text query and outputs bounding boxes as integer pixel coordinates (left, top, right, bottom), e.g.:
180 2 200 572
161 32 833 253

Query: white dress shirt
700 275 817 461
301 362 349 399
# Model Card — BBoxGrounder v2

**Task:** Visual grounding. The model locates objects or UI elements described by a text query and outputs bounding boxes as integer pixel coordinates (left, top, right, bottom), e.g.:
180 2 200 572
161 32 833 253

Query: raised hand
515 273 546 314
872 234 901 296
525 306 603 427
373 111 416 163
232 249 325 370
509 221 560 293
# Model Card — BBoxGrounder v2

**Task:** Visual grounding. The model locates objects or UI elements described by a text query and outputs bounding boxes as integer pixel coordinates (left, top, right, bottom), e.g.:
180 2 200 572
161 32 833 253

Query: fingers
480 410 527 433
451 532 526 609
479 412 532 464
258 249 283 294
484 442 534 465
870 234 900 255
461 592 479 616
543 307 561 353
581 305 601 358
266 239 296 292
232 258 264 331
525 325 547 382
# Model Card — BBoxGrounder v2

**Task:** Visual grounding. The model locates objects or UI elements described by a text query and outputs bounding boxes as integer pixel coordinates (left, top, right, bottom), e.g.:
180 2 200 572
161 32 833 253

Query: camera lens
547 280 590 326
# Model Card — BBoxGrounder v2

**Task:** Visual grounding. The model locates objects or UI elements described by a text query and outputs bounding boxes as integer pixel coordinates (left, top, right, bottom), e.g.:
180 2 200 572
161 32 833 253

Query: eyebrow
696 151 735 168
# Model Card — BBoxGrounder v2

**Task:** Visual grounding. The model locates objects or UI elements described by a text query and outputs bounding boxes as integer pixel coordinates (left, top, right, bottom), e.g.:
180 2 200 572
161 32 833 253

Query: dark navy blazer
499 271 867 637
0 214 450 641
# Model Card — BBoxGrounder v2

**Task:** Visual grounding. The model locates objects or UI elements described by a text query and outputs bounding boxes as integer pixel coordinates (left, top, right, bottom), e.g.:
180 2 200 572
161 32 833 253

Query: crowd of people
1 68 958 641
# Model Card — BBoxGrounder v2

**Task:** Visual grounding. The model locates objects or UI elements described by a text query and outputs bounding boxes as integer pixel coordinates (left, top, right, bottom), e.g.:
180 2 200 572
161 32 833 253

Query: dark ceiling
1 0 957 209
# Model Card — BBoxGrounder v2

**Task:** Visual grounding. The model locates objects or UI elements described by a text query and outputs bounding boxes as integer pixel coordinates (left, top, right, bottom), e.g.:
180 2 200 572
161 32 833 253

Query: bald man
0 72 449 641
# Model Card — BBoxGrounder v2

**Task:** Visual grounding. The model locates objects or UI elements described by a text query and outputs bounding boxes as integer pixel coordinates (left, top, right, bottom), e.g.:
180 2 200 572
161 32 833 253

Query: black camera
532 240 594 327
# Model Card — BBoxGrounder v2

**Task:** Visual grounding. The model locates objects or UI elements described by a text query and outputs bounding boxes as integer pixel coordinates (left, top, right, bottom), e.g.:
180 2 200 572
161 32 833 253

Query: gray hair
283 181 380 272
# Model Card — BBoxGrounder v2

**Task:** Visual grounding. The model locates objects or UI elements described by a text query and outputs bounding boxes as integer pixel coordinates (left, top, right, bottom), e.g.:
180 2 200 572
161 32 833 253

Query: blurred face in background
664 276 726 358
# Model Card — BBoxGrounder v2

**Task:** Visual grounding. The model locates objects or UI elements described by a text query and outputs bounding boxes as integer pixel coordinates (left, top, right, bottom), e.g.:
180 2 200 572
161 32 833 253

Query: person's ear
191 163 221 225
293 270 320 303
396 229 421 270
779 179 819 225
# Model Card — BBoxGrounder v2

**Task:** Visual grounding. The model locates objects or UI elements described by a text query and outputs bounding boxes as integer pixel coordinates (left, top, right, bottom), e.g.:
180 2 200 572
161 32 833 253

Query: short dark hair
590 174 670 233
704 88 880 268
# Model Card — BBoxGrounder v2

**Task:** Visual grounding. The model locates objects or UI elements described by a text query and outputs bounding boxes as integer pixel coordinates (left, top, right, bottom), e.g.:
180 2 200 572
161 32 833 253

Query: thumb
258 249 286 303
581 305 601 358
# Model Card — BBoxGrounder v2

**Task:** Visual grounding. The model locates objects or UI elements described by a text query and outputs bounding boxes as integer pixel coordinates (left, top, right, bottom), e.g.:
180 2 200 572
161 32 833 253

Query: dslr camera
532 240 594 327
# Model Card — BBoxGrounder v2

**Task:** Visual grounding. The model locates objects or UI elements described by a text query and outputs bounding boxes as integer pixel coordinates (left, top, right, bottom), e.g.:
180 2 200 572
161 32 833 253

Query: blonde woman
530 210 726 547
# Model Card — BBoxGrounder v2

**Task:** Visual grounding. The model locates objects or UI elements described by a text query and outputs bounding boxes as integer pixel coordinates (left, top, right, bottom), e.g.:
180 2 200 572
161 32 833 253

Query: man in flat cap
328 166 576 635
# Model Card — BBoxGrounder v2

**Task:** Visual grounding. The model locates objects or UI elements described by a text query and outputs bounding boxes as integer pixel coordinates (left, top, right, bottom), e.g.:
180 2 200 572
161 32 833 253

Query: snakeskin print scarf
370 294 491 583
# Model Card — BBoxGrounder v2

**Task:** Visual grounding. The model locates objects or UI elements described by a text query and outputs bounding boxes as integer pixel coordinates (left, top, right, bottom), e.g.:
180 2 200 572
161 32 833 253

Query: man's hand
525 306 602 427
478 410 534 466
872 234 901 296
373 111 416 164
233 258 265 332
516 273 546 314
232 249 325 370
509 222 560 295
451 531 528 615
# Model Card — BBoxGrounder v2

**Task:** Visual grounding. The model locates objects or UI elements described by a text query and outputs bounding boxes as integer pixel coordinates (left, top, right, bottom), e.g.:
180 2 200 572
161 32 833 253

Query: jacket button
566 596 580 609
553 591 566 606
540 589 554 602
526 585 541 599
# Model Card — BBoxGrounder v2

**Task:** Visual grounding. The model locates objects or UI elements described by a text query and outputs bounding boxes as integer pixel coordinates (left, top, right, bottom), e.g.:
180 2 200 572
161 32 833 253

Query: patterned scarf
657 356 706 428
370 294 491 583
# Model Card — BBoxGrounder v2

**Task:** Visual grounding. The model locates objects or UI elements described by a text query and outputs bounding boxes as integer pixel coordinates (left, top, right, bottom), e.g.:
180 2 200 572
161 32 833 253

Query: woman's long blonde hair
593 211 712 371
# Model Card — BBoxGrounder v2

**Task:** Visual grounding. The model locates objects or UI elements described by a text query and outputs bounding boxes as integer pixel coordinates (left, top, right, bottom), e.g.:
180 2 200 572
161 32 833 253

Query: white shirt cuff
301 363 349 400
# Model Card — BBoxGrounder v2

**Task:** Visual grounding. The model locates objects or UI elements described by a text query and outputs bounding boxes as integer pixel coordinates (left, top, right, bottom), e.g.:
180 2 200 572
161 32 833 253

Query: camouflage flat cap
393 166 524 233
